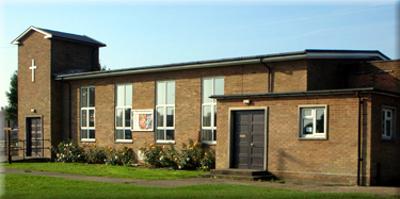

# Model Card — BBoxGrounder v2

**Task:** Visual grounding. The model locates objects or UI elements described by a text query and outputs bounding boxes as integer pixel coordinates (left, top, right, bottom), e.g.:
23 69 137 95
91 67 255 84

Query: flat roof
55 49 389 81
211 87 400 100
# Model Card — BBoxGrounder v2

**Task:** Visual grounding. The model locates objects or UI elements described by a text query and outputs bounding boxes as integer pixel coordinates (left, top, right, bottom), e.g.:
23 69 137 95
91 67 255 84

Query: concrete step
211 169 276 181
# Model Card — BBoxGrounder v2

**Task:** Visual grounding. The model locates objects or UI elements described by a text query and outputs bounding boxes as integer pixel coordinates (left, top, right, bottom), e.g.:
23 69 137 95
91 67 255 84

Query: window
382 107 395 140
201 77 224 144
81 86 95 141
299 105 327 139
156 81 175 143
115 84 132 142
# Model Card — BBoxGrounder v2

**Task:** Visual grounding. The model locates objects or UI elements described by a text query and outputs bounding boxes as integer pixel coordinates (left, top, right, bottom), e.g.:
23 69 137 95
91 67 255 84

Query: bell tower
12 26 105 158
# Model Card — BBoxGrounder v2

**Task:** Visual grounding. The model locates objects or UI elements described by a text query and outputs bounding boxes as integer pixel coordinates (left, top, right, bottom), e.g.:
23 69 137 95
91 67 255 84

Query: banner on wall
132 109 154 131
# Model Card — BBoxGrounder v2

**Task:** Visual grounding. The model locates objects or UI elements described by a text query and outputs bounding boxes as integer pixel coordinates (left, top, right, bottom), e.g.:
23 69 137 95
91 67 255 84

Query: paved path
3 168 400 196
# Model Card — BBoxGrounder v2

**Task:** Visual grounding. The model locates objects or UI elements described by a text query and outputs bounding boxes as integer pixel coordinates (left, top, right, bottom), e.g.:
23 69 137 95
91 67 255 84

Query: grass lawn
3 174 396 199
4 162 205 180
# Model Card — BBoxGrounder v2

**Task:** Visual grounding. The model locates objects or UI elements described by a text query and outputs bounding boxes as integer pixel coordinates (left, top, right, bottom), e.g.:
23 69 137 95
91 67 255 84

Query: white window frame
80 86 96 142
201 77 224 144
115 84 133 143
298 105 328 139
156 80 175 144
382 106 396 140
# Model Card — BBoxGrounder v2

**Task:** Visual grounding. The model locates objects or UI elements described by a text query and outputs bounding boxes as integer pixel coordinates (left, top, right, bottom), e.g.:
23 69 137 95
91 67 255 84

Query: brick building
12 26 400 186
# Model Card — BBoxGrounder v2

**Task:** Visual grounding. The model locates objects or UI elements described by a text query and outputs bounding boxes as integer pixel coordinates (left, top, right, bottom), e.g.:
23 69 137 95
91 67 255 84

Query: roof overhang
55 49 389 81
11 26 52 45
210 87 400 100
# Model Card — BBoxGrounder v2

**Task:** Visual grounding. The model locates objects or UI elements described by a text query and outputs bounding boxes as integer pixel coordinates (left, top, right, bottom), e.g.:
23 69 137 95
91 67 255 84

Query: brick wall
216 96 363 185
349 60 400 92
17 31 52 158
370 94 400 185
66 64 271 154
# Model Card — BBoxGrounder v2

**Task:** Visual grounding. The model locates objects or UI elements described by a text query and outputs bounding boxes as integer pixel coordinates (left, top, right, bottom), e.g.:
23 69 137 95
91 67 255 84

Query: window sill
381 137 394 142
298 136 327 140
81 139 96 143
156 140 175 144
202 141 217 145
115 139 133 144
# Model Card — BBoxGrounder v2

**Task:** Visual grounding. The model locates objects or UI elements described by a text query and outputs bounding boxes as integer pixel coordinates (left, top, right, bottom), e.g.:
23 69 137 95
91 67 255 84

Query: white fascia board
11 26 52 45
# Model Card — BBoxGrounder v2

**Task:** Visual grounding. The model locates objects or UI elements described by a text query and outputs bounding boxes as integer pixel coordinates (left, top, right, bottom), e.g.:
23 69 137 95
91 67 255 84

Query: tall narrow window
299 105 327 139
382 107 395 140
81 86 95 141
156 81 175 143
202 77 224 144
115 84 132 142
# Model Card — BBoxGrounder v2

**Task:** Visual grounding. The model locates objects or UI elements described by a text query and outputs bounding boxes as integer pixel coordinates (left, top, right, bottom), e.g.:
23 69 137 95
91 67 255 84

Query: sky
0 0 398 107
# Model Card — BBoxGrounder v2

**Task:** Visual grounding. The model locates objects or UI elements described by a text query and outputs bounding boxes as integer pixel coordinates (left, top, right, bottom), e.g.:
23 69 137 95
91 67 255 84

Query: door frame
228 106 268 170
25 115 44 157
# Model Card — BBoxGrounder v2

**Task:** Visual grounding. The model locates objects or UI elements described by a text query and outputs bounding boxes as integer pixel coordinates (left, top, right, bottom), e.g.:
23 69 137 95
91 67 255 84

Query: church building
12 26 400 186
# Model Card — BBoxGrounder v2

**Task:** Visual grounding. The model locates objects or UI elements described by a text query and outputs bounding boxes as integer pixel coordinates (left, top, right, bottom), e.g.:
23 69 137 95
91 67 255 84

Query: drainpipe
67 81 72 140
260 58 272 93
357 92 364 186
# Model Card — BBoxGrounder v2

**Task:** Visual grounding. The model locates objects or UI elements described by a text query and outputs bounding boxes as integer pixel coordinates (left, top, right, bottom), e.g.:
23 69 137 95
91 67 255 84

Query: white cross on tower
29 59 37 82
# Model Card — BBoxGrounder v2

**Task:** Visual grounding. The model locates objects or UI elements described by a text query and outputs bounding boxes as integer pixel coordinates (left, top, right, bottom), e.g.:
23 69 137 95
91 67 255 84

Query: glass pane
89 130 95 139
316 108 325 133
116 129 124 140
382 111 385 136
214 77 224 95
81 110 87 127
125 130 132 139
202 130 212 141
167 81 175 104
116 109 123 127
89 110 95 127
81 129 87 139
166 130 174 140
157 107 164 127
125 84 132 106
125 108 131 127
302 108 312 117
156 130 165 140
302 118 313 135
81 88 88 107
213 130 217 141
89 87 95 107
387 110 392 118
166 107 174 127
116 85 124 106
202 79 213 103
202 105 211 127
157 82 166 104
386 120 391 137
214 105 217 127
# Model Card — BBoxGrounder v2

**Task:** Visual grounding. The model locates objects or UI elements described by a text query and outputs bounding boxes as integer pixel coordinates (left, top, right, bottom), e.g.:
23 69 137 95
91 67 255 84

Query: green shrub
140 139 215 171
53 141 85 163
178 140 215 170
85 146 107 164
105 147 136 166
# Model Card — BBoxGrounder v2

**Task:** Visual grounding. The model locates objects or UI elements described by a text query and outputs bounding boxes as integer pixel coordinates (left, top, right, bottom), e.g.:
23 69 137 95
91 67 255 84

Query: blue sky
0 1 398 107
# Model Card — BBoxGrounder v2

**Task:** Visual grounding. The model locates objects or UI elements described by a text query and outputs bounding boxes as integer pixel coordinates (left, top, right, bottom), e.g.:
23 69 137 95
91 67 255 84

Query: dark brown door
26 117 43 157
231 110 265 170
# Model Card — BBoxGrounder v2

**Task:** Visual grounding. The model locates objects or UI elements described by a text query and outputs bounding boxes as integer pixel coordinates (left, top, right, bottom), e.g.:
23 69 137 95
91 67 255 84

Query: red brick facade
15 27 400 186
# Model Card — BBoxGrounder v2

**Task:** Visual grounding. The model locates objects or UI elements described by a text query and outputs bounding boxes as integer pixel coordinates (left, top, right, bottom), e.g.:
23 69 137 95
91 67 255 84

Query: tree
5 71 17 124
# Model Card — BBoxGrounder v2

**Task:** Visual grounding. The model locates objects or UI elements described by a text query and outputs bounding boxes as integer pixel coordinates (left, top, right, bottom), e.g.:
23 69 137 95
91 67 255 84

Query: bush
105 147 136 166
84 146 107 164
140 139 215 170
53 141 85 163
178 140 215 170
